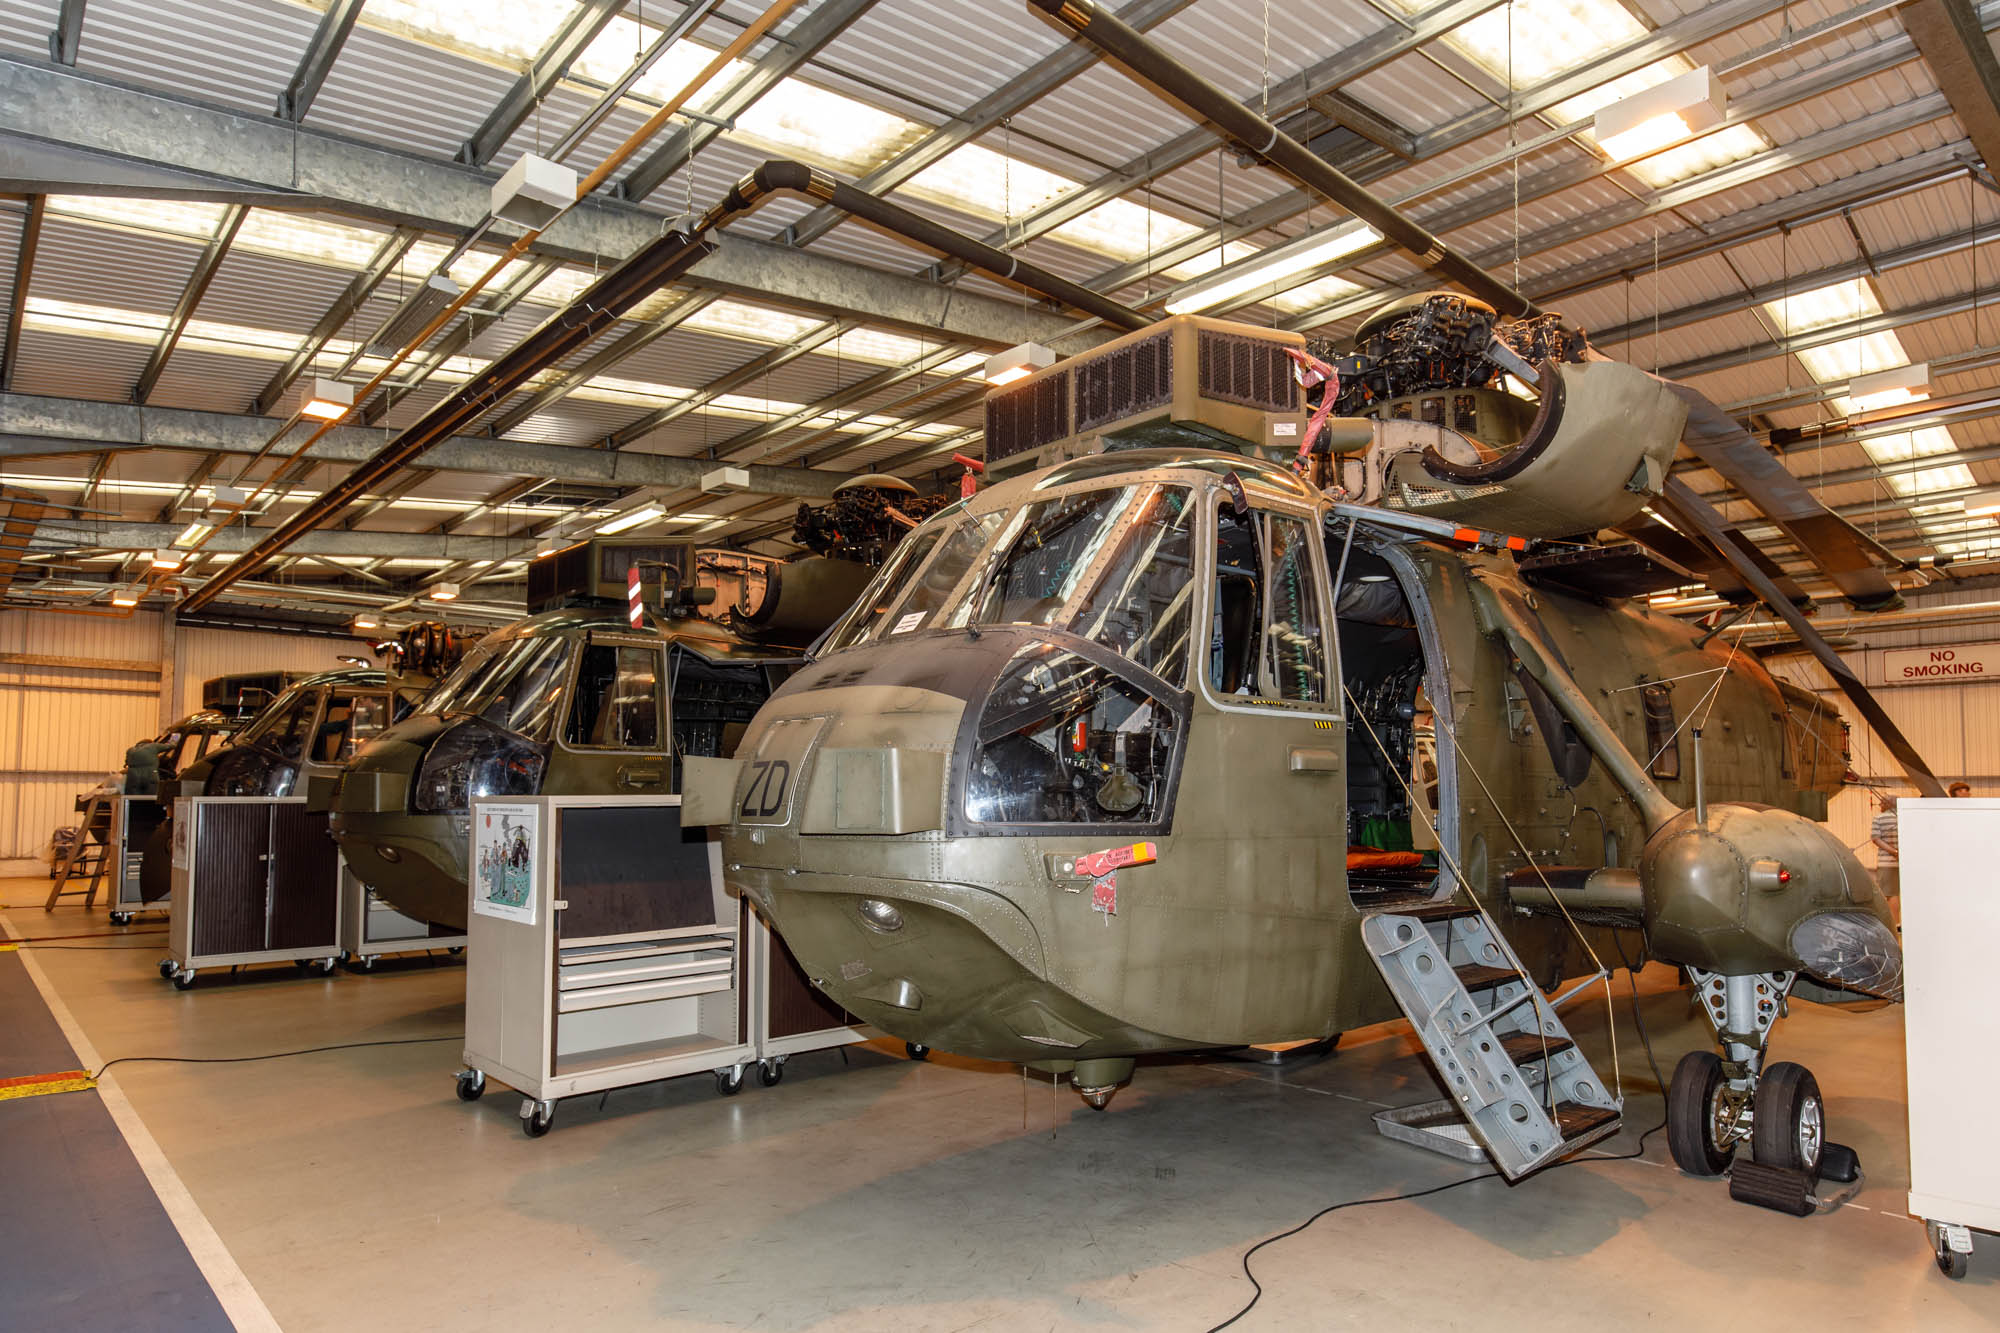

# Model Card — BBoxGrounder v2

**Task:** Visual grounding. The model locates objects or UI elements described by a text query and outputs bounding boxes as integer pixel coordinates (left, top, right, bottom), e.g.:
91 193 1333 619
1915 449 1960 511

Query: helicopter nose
1790 910 1903 1002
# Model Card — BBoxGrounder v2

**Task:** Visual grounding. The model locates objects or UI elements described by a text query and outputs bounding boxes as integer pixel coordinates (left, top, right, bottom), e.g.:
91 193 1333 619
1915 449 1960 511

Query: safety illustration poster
472 803 538 924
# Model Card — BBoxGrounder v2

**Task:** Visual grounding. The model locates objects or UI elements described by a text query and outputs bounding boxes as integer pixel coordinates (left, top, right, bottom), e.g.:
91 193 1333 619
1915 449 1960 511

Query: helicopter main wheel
456 1070 485 1102
1753 1061 1824 1182
906 1042 930 1062
757 1058 785 1087
1667 1051 1736 1177
715 1066 746 1097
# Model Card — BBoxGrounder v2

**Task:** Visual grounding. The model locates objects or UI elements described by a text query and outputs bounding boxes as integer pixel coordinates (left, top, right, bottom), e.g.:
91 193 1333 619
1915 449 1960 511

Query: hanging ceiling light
597 504 664 535
428 582 460 602
110 584 144 607
368 274 462 356
1594 66 1727 162
1163 222 1381 315
352 611 381 630
149 548 184 571
1846 362 1931 412
297 376 356 422
983 342 1057 387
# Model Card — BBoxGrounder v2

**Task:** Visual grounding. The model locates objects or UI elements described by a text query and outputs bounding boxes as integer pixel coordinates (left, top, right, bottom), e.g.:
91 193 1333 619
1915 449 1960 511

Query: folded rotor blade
1663 382 1904 613
1659 476 1943 797
1613 515 1815 607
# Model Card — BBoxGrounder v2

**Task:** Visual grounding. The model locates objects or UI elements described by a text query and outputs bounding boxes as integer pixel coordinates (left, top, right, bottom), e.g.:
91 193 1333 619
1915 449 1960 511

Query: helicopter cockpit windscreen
422 633 570 745
826 481 1198 682
915 480 1199 832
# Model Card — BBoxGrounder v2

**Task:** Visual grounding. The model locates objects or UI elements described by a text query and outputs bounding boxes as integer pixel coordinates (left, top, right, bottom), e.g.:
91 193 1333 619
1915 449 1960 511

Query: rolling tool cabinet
458 794 867 1136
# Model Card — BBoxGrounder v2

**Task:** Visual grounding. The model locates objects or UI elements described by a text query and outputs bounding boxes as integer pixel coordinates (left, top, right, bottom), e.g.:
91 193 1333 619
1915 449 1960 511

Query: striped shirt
1870 807 1899 866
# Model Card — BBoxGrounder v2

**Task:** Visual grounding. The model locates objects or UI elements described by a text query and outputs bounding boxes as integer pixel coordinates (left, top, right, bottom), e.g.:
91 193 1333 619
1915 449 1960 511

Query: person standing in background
1871 791 1900 901
1948 781 1973 798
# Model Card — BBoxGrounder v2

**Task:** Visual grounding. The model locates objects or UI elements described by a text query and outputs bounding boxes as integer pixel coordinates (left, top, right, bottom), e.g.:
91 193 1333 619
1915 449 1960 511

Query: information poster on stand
472 803 538 925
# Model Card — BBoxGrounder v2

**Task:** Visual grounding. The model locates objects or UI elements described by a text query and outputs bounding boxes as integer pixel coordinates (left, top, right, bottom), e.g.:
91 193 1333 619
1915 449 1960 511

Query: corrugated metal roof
4 0 2000 611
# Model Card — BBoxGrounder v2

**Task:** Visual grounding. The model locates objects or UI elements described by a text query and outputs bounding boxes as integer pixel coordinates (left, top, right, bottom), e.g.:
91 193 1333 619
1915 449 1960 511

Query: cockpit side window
566 643 664 750
1210 505 1330 705
245 688 324 762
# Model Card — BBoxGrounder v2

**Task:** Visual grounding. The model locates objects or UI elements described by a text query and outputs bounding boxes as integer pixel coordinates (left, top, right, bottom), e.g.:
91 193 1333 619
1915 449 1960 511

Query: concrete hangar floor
1 880 1987 1332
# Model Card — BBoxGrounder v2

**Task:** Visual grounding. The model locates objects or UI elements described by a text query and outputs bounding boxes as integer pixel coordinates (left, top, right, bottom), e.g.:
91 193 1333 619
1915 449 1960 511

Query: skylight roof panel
333 0 580 69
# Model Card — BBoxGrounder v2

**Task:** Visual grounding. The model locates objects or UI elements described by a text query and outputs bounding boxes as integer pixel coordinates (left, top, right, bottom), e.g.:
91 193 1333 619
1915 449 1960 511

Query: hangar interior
2 0 1998 1327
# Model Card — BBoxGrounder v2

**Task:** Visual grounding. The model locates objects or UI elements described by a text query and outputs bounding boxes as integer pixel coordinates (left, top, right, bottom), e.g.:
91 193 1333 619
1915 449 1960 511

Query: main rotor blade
1658 476 1944 797
1663 382 1904 612
1613 515 1815 607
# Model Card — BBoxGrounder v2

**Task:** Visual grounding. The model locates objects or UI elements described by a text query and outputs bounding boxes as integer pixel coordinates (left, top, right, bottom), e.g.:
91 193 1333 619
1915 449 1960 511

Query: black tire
158 959 177 979
1667 1050 1735 1177
1934 1231 1969 1280
172 971 195 990
1754 1061 1824 1181
758 1059 783 1087
456 1072 484 1103
715 1067 745 1096
314 957 338 976
109 911 131 926
523 1107 552 1138
906 1042 930 1062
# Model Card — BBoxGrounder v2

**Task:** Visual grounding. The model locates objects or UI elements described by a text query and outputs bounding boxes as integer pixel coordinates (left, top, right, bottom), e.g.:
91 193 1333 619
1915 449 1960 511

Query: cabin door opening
1336 547 1450 910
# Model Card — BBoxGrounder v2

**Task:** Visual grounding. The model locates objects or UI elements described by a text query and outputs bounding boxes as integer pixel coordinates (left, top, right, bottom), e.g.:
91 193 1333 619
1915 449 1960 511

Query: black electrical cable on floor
92 1035 458 1081
1208 964 1674 1332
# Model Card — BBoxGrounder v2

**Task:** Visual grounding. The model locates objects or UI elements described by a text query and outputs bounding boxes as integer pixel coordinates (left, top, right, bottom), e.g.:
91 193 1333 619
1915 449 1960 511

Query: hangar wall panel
1772 650 2000 872
0 609 370 867
169 627 366 719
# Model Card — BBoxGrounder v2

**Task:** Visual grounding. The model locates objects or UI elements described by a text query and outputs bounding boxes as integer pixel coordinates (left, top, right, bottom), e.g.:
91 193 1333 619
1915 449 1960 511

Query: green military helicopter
326 540 870 931
138 664 432 906
679 0 1935 1200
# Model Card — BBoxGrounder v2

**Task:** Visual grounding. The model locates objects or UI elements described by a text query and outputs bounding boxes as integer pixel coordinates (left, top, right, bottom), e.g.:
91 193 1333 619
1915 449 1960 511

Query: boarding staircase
1361 899 1621 1179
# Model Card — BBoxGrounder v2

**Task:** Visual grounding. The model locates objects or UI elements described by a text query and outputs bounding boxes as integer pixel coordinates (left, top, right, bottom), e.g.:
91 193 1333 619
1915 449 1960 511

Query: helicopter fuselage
698 449 1863 1072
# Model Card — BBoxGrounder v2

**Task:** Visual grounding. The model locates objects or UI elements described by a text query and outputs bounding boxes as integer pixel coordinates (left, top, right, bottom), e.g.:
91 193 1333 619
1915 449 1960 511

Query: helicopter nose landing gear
1669 969 1860 1214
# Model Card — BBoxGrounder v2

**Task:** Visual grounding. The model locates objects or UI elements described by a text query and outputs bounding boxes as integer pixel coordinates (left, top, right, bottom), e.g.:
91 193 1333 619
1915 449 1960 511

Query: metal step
1361 904 1622 1180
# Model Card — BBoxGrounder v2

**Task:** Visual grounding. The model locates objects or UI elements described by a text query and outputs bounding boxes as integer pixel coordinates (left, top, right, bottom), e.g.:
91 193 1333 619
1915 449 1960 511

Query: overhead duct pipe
1026 0 1538 318
180 159 1149 611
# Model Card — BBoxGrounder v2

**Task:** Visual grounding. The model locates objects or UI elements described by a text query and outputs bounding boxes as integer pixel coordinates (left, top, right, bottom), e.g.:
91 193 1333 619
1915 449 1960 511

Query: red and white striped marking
627 565 643 626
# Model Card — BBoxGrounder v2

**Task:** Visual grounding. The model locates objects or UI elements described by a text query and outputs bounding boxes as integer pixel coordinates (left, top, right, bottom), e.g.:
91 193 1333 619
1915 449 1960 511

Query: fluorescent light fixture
149 548 183 571
700 466 750 494
352 611 381 630
297 376 356 422
110 584 143 607
1594 65 1726 161
174 522 213 546
984 342 1057 387
370 274 461 355
490 152 576 231
1163 223 1382 315
597 503 664 535
428 582 460 602
1846 362 1930 412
